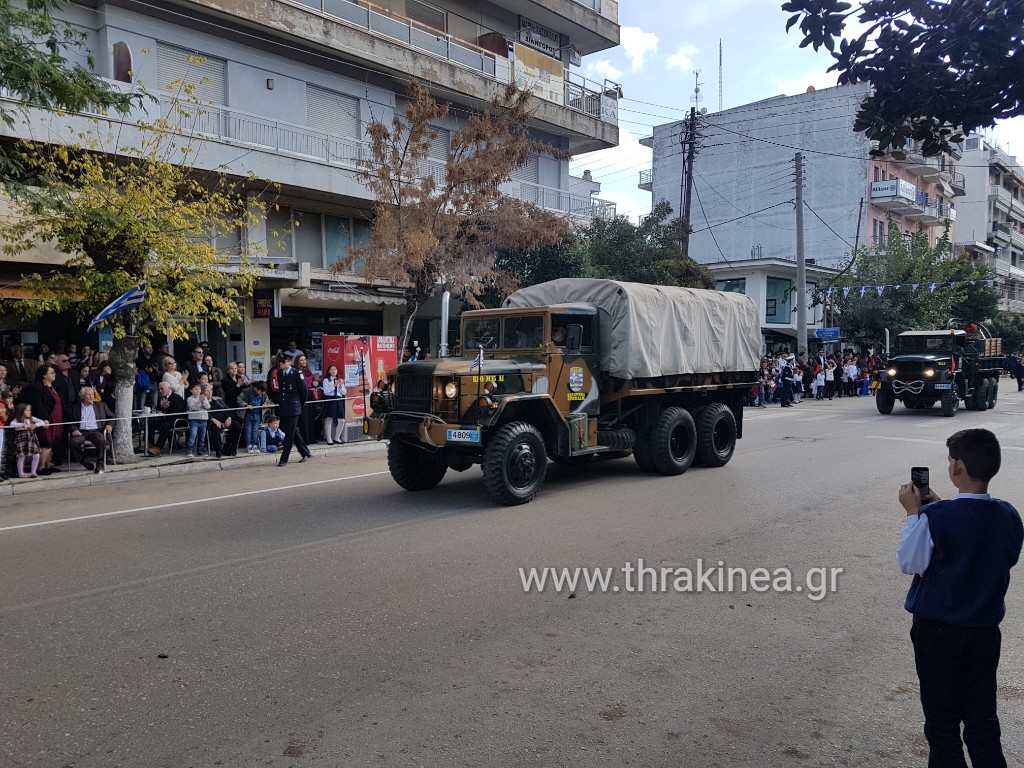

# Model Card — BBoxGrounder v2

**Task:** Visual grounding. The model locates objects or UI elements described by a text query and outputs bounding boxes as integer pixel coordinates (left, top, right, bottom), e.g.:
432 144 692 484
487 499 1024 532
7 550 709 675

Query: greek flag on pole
470 347 484 371
88 283 146 331
357 351 365 375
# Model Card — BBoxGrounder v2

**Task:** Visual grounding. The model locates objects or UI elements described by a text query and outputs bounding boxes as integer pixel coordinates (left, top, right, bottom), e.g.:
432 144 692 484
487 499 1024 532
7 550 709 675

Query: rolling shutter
306 85 359 138
428 125 449 159
406 0 447 32
156 43 226 104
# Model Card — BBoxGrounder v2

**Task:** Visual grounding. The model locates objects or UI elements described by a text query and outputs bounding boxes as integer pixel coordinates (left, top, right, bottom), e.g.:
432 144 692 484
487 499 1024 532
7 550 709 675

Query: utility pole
795 152 807 354
681 106 696 258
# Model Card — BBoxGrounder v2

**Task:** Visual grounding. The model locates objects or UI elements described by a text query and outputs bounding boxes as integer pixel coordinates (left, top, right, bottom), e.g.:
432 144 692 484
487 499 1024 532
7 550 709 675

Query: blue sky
570 0 1024 222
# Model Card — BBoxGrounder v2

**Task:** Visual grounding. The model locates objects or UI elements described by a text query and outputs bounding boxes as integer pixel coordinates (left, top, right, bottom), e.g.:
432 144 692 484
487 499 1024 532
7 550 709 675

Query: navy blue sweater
906 497 1023 626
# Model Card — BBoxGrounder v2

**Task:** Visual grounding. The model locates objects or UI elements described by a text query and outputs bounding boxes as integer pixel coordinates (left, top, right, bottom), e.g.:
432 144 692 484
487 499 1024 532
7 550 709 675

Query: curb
1 440 388 496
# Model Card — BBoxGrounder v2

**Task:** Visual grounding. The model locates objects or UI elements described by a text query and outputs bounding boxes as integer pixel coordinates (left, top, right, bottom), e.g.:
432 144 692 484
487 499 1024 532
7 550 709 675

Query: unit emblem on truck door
569 367 584 393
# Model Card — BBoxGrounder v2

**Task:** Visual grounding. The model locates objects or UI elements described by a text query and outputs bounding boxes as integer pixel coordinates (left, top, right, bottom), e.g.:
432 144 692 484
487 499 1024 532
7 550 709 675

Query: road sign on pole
815 327 841 340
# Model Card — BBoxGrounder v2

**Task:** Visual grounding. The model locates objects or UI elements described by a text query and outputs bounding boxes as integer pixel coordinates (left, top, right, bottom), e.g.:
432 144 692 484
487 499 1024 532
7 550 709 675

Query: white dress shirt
79 402 98 431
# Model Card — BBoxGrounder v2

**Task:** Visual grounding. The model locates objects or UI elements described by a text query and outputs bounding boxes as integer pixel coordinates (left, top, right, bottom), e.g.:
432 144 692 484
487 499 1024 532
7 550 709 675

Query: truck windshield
464 318 500 349
899 337 953 353
502 315 544 349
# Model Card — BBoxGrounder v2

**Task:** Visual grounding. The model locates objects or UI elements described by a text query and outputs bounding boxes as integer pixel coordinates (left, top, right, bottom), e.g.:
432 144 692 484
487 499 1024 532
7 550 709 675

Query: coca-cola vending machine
321 335 398 428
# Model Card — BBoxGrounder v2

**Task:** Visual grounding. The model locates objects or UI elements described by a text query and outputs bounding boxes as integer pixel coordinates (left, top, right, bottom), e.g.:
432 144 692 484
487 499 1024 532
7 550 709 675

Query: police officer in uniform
272 355 311 466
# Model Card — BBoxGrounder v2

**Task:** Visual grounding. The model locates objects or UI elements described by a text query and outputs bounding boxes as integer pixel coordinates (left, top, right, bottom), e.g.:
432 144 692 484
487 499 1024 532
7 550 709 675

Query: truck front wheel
650 407 697 475
940 385 959 417
876 389 895 414
483 422 548 505
388 439 448 491
695 403 737 467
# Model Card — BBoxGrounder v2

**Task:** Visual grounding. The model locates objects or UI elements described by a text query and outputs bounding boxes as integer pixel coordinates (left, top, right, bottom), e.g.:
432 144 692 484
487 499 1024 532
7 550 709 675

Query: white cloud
666 43 699 72
585 59 623 83
620 27 659 72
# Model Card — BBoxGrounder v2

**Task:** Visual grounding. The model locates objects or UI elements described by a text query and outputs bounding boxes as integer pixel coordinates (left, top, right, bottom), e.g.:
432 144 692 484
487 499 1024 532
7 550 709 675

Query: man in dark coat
67 386 115 473
183 345 207 386
271 355 311 466
150 381 187 453
5 344 38 385
52 353 81 410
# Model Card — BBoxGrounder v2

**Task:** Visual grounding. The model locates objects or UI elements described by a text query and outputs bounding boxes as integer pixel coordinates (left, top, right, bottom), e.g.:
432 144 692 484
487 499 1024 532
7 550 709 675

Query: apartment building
639 83 963 270
955 135 1024 315
0 0 621 368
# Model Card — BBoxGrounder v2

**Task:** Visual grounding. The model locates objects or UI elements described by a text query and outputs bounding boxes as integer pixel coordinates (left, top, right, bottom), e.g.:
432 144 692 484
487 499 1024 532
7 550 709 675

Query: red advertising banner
322 335 398 422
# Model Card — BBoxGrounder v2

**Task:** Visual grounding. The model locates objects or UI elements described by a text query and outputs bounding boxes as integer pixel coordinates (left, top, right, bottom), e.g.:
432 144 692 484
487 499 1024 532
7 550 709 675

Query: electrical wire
692 181 744 277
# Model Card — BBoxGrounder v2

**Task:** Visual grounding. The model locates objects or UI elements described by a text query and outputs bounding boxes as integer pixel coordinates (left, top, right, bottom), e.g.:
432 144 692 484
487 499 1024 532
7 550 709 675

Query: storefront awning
305 288 407 306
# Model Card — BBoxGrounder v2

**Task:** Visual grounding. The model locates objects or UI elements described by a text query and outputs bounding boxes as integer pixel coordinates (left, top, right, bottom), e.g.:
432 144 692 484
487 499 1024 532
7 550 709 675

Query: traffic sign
814 327 841 339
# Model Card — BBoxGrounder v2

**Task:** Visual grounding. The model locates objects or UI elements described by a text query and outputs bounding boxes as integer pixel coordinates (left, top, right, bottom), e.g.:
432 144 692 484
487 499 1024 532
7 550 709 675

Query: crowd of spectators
0 338 354 481
748 348 887 408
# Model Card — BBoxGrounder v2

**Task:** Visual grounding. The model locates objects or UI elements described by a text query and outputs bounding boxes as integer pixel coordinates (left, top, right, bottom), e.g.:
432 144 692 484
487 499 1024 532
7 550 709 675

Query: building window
765 277 791 323
406 0 448 32
112 42 133 84
716 278 746 294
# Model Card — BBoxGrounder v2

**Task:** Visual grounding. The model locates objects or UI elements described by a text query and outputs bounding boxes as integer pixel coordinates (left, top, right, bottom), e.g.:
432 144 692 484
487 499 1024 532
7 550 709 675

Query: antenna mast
718 39 723 112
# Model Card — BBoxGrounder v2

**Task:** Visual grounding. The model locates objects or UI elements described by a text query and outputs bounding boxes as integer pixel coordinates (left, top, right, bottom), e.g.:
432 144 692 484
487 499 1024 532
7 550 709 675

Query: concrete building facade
1 0 621 369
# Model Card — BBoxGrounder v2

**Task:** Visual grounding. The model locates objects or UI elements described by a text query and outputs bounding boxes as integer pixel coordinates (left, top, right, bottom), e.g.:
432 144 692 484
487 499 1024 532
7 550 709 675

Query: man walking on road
271 355 311 466
897 429 1023 767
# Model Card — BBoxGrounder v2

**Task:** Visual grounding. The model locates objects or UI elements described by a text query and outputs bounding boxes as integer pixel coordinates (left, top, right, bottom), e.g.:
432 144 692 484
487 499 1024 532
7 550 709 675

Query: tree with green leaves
826 223 998 349
343 81 572 355
0 121 266 461
782 0 1024 156
584 200 714 289
1 0 140 177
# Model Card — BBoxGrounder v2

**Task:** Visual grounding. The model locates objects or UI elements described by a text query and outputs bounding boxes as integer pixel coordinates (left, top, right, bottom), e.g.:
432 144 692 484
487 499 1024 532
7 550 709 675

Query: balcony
950 172 966 196
990 184 1013 213
638 168 653 191
183 0 617 152
0 89 616 223
515 0 620 47
998 297 1024 314
903 146 937 177
871 178 920 213
991 258 1024 281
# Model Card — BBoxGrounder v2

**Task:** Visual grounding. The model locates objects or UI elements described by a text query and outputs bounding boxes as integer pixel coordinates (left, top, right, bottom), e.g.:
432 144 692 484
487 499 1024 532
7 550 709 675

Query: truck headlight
444 381 458 399
924 368 935 378
887 368 897 377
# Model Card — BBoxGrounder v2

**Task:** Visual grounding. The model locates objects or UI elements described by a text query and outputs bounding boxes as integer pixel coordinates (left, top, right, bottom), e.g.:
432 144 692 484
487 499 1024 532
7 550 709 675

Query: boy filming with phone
897 429 1023 767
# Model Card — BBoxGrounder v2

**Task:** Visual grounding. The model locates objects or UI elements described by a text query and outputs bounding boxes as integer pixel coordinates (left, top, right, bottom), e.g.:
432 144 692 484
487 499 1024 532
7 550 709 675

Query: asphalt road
3 388 1024 767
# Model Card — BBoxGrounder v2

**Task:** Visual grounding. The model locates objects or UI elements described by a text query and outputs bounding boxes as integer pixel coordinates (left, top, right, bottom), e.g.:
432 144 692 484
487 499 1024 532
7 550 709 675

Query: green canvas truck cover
503 278 762 379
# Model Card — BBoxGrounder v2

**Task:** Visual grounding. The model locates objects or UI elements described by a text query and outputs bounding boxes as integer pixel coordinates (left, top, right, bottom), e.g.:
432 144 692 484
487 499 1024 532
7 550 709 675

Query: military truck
877 328 1004 417
365 279 762 505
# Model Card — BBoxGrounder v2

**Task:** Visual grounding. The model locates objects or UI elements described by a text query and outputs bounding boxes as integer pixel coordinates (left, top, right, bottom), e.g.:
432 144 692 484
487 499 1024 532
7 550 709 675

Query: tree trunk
108 337 141 464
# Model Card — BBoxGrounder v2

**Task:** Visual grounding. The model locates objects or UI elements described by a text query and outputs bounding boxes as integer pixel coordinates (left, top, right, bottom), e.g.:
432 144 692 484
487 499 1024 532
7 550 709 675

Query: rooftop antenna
690 70 703 108
718 39 723 112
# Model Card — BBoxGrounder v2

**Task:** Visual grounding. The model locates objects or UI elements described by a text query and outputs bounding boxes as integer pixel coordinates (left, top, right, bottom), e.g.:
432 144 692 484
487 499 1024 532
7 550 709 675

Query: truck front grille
395 375 433 413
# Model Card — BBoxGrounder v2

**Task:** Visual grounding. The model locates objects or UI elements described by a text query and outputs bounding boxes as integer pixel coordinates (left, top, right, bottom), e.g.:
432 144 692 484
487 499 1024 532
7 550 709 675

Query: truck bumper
366 412 482 449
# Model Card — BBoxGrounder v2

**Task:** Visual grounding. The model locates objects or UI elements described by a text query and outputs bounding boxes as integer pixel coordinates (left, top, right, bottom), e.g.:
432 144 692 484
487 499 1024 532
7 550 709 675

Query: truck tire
633 426 657 473
876 389 895 414
598 428 635 451
388 439 448 491
483 422 548 505
695 403 737 467
974 378 989 412
940 384 959 417
987 378 998 409
650 407 697 475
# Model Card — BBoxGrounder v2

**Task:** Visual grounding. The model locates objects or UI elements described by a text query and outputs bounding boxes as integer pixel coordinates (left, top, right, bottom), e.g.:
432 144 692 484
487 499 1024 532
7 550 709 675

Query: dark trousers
209 422 242 456
780 382 793 405
911 617 1006 768
69 430 108 467
278 414 309 464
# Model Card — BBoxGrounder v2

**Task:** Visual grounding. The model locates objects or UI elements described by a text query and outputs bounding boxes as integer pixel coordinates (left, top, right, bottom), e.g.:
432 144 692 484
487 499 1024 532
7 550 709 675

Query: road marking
795 415 836 422
865 436 1024 452
0 471 391 533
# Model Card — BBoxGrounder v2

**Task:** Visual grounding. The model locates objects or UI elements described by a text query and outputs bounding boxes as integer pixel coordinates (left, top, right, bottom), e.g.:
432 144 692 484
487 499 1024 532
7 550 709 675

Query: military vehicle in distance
877 327 1003 417
365 279 762 505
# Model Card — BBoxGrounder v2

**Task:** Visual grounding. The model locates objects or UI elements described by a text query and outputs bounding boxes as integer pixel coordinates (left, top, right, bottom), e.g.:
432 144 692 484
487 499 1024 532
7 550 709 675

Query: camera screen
911 468 929 487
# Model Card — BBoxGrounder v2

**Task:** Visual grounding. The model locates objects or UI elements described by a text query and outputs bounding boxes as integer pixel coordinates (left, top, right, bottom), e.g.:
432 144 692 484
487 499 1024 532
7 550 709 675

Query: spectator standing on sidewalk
239 380 272 454
897 429 1023 766
184 382 211 457
321 364 347 444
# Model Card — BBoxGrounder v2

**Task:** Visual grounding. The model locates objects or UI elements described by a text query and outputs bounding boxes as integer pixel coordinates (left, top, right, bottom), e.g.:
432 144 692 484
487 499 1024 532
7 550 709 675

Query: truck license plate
933 383 952 390
447 428 481 444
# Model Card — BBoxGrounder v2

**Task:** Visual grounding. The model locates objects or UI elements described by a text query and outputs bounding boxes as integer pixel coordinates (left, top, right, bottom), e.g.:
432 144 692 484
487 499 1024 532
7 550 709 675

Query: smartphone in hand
911 466 930 500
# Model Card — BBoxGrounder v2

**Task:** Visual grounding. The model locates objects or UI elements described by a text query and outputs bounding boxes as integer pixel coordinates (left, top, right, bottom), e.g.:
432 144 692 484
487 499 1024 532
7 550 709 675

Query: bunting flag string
825 277 999 299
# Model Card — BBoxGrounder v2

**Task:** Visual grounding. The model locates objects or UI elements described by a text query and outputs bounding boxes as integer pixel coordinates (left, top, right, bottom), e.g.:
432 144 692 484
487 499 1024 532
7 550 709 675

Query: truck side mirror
567 324 583 351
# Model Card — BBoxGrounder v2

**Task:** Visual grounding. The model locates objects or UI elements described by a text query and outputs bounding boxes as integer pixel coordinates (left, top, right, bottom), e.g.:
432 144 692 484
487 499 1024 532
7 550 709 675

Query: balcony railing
279 0 617 125
638 168 652 190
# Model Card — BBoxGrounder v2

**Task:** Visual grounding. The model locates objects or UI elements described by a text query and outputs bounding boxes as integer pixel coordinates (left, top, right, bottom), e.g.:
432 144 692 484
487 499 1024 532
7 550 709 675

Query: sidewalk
1 439 388 496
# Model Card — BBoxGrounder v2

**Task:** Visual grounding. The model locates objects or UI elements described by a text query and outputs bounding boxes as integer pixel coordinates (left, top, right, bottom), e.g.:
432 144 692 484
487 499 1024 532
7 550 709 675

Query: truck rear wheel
388 439 448 491
633 426 657 473
987 378 998 409
974 378 990 411
483 422 548 505
650 407 697 475
940 385 959 417
695 403 737 467
876 389 895 414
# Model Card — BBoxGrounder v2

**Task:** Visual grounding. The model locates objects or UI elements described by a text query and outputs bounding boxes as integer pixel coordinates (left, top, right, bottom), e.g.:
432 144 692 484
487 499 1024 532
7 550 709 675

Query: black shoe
278 460 288 466
215 451 222 459
80 459 95 471
50 466 63 473
38 468 53 476
94 464 104 474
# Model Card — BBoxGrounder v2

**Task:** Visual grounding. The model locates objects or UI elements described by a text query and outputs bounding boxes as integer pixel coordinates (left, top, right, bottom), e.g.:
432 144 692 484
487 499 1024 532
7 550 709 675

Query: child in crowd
240 380 272 454
814 367 826 400
9 403 47 478
0 390 12 480
262 415 285 453
185 382 211 457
